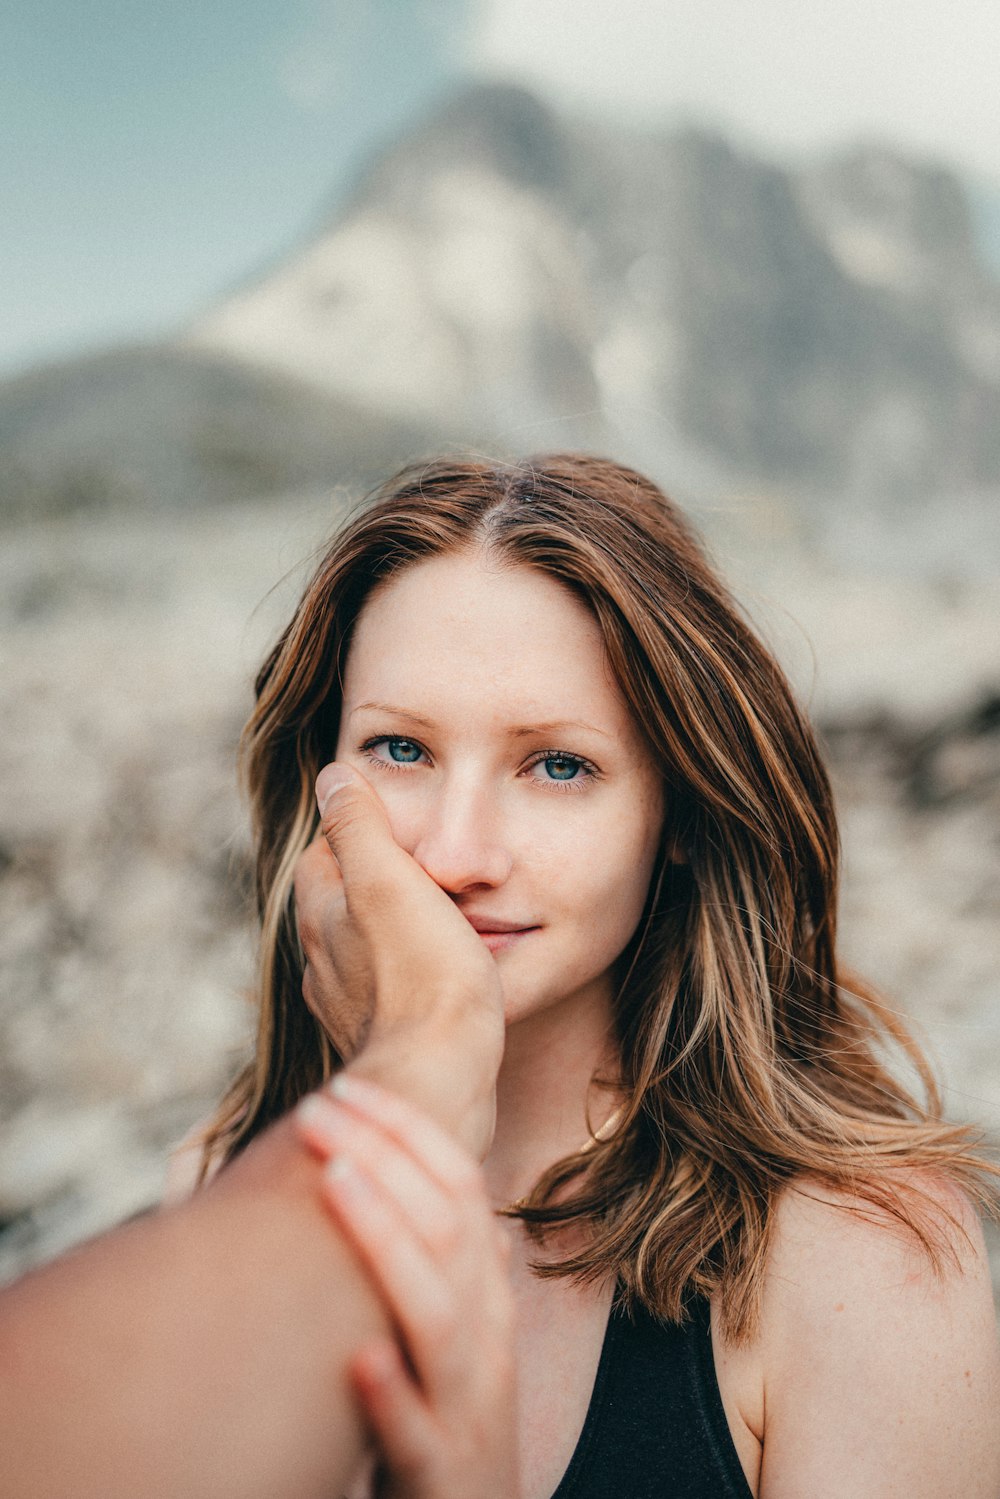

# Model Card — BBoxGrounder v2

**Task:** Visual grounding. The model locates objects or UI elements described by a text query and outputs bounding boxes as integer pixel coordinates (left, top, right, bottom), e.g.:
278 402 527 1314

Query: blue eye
359 735 426 770
386 737 422 763
542 754 582 781
526 749 597 789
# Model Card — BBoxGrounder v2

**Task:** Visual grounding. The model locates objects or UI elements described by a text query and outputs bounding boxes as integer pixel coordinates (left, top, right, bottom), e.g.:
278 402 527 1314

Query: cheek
592 843 657 943
544 800 661 938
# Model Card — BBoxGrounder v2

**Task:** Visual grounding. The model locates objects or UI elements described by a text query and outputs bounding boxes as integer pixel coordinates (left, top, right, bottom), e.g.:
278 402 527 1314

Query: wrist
348 1008 502 1158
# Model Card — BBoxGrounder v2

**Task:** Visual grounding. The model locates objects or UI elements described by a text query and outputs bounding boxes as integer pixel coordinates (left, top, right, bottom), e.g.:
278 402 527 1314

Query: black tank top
550 1295 753 1498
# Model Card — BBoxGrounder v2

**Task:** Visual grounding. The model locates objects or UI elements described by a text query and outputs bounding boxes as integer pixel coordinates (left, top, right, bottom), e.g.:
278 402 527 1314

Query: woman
198 454 1000 1497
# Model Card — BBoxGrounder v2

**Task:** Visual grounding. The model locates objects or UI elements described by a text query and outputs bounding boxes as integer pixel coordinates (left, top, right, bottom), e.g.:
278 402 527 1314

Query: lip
461 913 539 934
461 913 540 953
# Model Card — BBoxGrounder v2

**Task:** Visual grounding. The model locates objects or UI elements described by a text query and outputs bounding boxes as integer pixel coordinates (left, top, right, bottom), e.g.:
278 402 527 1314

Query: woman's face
335 549 664 1030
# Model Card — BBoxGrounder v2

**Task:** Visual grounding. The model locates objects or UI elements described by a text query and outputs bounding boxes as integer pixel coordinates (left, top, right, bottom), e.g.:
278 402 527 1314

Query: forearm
0 1115 382 1499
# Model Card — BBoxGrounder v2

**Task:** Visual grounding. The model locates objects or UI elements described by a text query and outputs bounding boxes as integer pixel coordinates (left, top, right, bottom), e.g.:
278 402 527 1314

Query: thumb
315 762 397 888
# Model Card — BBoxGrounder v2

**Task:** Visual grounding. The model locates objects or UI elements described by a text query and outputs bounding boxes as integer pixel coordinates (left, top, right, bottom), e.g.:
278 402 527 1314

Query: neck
482 982 622 1211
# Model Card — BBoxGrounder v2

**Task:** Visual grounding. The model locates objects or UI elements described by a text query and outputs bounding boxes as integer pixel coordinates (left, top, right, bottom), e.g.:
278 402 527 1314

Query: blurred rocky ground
0 494 325 1276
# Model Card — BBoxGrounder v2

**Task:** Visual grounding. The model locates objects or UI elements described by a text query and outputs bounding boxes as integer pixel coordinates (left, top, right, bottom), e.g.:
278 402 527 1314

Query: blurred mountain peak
370 79 570 193
4 81 1000 533
183 82 1000 506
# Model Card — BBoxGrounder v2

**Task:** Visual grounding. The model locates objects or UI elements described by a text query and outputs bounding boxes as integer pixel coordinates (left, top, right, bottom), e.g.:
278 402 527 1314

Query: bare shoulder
755 1174 1000 1499
765 1171 993 1304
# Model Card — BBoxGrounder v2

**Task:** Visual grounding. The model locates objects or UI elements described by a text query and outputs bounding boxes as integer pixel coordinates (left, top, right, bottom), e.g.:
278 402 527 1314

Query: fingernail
324 1155 358 1191
296 1094 328 1128
296 1093 347 1158
328 1072 354 1101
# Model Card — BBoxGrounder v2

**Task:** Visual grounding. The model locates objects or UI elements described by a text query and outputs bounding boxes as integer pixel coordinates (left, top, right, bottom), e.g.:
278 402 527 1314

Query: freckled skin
334 550 665 1035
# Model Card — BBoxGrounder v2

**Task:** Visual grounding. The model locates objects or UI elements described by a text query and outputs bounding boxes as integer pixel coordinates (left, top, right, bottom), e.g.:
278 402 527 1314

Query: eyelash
358 736 599 792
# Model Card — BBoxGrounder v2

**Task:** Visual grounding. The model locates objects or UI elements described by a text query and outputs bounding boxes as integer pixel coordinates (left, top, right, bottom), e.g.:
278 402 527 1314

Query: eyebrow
350 702 611 740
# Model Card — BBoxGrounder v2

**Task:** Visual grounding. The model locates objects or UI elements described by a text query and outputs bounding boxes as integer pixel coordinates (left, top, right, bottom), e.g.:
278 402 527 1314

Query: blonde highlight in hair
201 454 997 1338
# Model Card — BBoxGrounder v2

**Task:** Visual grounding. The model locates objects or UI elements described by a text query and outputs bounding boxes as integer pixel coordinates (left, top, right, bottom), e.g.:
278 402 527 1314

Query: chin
499 979 589 1031
499 987 548 1029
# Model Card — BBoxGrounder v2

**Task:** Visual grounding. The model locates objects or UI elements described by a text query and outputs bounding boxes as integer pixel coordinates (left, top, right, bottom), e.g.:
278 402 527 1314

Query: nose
409 777 513 895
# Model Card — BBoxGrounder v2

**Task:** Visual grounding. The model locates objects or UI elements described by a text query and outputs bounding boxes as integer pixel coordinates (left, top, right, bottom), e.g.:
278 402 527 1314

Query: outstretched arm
0 1114 385 1499
0 766 505 1499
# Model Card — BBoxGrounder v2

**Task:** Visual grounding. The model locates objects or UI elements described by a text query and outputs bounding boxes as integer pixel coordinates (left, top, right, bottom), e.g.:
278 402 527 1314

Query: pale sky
0 0 467 376
471 0 1000 177
3 0 997 377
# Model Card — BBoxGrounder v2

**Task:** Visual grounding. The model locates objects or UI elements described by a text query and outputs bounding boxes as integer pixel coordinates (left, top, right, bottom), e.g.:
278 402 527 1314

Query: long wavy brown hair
202 453 996 1340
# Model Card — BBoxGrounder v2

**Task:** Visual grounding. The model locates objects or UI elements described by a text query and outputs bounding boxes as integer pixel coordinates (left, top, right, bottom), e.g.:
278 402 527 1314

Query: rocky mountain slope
0 344 429 521
188 83 1000 507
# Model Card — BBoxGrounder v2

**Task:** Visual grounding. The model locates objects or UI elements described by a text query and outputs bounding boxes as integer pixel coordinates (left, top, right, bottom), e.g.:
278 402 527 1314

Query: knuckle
293 845 341 936
296 909 319 952
333 853 395 923
345 875 388 918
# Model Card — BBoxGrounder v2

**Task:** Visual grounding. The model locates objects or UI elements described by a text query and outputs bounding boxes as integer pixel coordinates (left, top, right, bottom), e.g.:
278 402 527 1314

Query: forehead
342 550 630 731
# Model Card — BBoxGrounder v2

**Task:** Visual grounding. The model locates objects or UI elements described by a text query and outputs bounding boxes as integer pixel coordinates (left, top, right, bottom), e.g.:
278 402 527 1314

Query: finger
296 1094 454 1241
292 835 339 897
314 763 400 892
292 835 344 932
321 1153 470 1400
298 1092 512 1368
326 1073 488 1203
350 1339 436 1485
